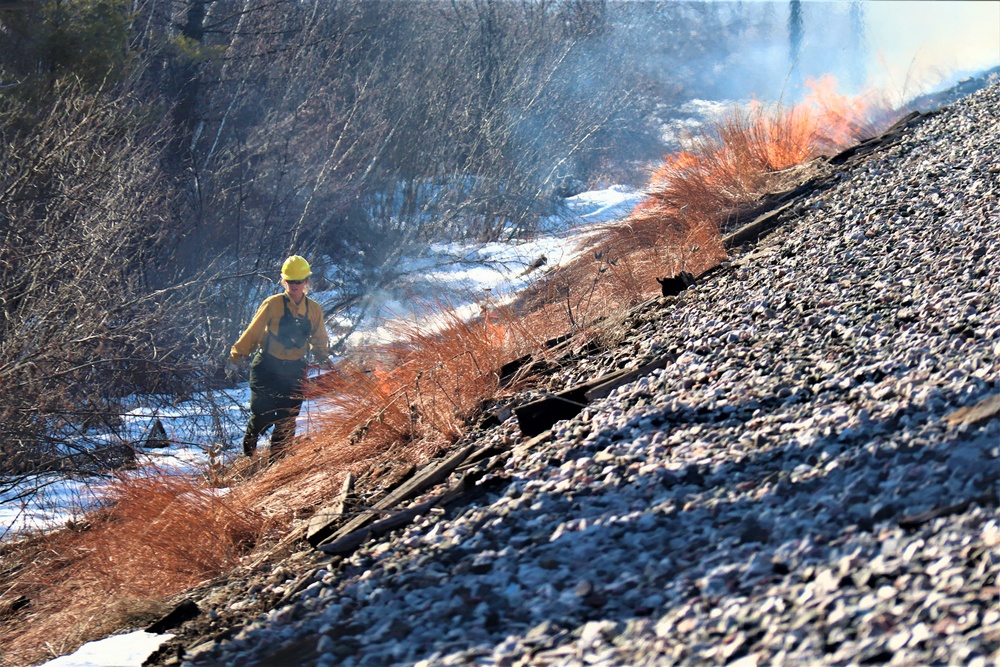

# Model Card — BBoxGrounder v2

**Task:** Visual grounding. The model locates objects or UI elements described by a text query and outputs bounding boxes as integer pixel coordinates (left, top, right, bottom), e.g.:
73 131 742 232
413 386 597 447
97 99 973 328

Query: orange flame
637 74 879 220
801 74 873 151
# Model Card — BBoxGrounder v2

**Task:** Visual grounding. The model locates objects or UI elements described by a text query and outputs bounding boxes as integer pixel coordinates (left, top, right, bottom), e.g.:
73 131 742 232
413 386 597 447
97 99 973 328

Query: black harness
267 295 313 353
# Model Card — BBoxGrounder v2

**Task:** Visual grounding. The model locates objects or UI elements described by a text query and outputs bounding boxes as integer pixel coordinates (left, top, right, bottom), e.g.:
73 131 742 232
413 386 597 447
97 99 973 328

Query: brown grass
515 76 887 332
0 303 547 667
0 472 263 666
0 79 894 667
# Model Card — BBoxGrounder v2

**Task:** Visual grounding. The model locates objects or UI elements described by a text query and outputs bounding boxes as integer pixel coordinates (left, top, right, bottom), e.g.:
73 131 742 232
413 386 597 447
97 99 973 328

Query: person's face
285 278 307 301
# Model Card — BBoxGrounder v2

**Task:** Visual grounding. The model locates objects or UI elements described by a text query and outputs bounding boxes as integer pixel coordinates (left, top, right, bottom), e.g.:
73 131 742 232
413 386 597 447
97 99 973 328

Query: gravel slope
180 80 1000 667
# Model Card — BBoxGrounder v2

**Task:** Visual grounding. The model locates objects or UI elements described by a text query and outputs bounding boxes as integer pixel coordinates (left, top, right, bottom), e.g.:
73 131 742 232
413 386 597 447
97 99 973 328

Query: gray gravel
187 81 1000 667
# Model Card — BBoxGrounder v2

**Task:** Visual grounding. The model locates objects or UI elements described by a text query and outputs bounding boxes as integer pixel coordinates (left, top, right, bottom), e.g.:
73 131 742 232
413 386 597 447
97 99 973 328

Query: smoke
862 1 1000 101
700 1 1000 105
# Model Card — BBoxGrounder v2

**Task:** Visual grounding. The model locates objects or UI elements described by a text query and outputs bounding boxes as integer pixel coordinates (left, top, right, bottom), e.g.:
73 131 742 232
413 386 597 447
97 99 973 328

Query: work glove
316 356 335 371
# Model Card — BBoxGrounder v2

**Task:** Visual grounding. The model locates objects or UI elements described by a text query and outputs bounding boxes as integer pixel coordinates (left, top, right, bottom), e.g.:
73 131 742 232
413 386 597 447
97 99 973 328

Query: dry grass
0 472 263 666
0 304 545 667
0 79 894 667
86 473 264 589
515 76 887 332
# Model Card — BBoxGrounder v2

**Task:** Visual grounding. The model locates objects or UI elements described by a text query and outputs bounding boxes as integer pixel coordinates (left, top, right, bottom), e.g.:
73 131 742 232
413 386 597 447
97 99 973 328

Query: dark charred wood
828 111 926 166
656 271 695 297
306 473 356 547
545 333 574 348
584 356 674 402
145 598 201 634
514 386 590 437
723 201 798 250
897 493 997 531
498 356 559 388
477 404 513 429
319 478 468 555
498 353 532 386
316 445 474 549
144 418 169 449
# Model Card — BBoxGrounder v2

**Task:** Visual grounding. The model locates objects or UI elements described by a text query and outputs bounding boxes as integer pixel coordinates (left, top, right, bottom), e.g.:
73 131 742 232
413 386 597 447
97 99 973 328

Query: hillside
7 79 988 667
115 78 1000 667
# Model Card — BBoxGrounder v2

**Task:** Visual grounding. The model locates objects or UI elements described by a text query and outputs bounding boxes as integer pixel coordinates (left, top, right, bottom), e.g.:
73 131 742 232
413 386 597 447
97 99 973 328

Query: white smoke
862 1 1000 102
703 1 999 105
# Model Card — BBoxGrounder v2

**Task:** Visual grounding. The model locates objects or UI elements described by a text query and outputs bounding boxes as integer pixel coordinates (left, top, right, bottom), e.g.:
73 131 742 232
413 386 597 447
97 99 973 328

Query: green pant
243 352 307 457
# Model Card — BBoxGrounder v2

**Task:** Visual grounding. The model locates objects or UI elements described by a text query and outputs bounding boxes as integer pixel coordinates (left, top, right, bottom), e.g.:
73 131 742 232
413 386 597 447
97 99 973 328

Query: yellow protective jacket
230 294 329 363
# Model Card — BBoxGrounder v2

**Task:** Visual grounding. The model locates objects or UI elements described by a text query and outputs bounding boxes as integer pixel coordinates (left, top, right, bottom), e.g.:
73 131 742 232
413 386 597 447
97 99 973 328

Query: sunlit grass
524 75 889 333
0 470 263 666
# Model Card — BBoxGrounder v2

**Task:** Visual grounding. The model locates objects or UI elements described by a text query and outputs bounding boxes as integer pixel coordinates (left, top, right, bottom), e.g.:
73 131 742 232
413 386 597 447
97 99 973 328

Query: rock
738 517 770 544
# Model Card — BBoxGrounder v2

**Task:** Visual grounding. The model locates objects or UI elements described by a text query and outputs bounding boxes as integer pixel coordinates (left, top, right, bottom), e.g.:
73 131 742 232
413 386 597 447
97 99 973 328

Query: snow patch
37 631 174 667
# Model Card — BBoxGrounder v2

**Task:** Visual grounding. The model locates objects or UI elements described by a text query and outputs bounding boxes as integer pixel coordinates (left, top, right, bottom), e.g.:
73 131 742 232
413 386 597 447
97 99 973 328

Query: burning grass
0 78 898 667
519 76 889 332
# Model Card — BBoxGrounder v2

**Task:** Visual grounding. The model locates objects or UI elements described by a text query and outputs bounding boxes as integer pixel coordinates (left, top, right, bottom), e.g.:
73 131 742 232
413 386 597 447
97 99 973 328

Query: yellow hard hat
281 255 312 281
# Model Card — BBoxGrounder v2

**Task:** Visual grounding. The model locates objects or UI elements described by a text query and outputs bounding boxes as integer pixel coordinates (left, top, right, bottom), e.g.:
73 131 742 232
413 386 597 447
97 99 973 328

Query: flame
638 74 878 219
613 74 886 288
802 74 873 151
658 151 702 179
482 317 507 350
369 366 397 398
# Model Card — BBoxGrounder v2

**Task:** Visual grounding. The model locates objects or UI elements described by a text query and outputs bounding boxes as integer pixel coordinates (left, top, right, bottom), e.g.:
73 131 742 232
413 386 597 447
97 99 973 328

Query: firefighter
229 255 331 458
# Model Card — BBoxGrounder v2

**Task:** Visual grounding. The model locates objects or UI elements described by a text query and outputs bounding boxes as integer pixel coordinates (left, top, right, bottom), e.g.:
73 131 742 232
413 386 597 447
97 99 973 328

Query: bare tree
788 0 803 91
0 74 215 474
